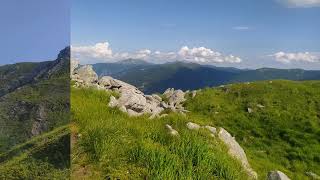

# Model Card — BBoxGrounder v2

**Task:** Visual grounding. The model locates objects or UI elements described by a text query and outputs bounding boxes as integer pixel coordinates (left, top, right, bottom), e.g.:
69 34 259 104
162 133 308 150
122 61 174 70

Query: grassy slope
185 80 320 179
0 73 69 152
0 125 70 179
72 80 320 179
71 88 249 180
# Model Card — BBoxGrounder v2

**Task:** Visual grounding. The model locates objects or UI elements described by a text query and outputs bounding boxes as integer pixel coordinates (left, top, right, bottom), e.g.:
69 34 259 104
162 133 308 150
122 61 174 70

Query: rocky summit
71 60 188 118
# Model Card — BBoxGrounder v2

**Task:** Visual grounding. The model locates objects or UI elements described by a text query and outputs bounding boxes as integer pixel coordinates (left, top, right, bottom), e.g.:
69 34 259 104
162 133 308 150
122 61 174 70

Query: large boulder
218 128 257 179
70 59 80 75
168 89 185 106
73 65 98 85
267 171 290 180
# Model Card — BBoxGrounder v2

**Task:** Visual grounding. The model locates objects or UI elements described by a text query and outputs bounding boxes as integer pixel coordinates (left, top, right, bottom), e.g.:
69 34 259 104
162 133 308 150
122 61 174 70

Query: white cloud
178 46 242 63
276 0 320 7
233 26 250 30
72 41 242 65
270 51 320 63
72 42 113 61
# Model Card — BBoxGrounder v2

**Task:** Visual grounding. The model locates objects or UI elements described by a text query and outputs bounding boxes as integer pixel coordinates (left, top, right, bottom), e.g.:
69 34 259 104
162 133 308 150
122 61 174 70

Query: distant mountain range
92 59 320 94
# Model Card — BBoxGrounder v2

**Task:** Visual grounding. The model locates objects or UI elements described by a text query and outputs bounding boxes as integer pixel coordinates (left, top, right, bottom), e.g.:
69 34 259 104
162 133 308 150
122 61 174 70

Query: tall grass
71 88 248 179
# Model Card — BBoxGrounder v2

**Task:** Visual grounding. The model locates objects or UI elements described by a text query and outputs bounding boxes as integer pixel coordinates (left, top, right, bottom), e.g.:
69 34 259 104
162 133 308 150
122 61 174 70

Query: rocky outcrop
218 128 258 179
71 60 188 118
72 65 98 86
31 104 48 136
267 171 290 180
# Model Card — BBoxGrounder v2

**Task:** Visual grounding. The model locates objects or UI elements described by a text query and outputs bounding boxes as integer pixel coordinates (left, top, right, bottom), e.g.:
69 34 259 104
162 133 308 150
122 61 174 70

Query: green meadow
71 80 320 179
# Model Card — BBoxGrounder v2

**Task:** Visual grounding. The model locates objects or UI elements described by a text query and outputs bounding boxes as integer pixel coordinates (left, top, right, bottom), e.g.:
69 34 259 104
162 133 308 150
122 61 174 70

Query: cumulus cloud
178 46 242 63
72 42 113 60
270 51 320 63
72 41 242 65
276 0 320 7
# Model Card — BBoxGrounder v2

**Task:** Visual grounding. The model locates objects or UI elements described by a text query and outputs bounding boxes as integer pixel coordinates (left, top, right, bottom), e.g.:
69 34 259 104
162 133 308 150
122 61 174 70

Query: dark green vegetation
0 48 70 178
72 80 320 179
92 59 320 94
71 88 249 180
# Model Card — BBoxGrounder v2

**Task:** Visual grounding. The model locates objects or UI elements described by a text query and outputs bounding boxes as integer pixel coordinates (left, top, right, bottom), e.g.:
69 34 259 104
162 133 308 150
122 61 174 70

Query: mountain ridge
91 60 320 93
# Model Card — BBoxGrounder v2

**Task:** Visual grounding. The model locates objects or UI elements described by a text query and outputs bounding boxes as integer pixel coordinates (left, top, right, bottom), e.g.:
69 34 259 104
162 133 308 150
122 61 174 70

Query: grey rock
108 96 118 107
186 122 201 130
267 171 290 180
160 101 169 108
163 88 175 98
247 107 253 113
168 90 185 106
205 125 217 134
192 90 197 98
73 65 98 85
165 124 179 136
70 59 80 75
152 94 162 101
159 114 168 118
127 109 141 117
218 128 257 179
119 105 127 113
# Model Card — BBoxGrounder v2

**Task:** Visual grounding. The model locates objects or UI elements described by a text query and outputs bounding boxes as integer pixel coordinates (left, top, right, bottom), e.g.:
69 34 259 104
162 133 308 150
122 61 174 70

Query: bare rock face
267 171 291 180
167 89 186 106
73 65 98 86
31 104 48 136
70 59 80 75
218 128 258 179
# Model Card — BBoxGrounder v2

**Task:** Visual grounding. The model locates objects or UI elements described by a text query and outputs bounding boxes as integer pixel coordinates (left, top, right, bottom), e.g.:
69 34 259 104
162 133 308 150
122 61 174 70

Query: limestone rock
267 171 290 180
119 105 127 113
186 122 201 130
73 65 98 85
168 89 185 106
218 128 257 179
191 90 197 98
108 96 118 107
205 125 217 134
165 124 179 136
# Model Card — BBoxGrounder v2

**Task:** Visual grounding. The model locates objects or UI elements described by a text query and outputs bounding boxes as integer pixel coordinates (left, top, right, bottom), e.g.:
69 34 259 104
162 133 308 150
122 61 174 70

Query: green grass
72 80 320 179
0 125 70 180
185 80 320 179
71 88 249 180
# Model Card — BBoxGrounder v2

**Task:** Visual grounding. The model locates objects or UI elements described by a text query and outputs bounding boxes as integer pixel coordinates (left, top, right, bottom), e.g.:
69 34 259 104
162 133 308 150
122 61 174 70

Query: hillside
71 79 320 179
92 60 320 94
0 47 70 177
0 125 70 179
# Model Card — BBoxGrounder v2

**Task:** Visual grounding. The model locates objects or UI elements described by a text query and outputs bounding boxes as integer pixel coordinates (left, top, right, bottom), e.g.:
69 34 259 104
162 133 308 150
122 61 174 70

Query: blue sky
72 0 320 69
0 0 70 65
